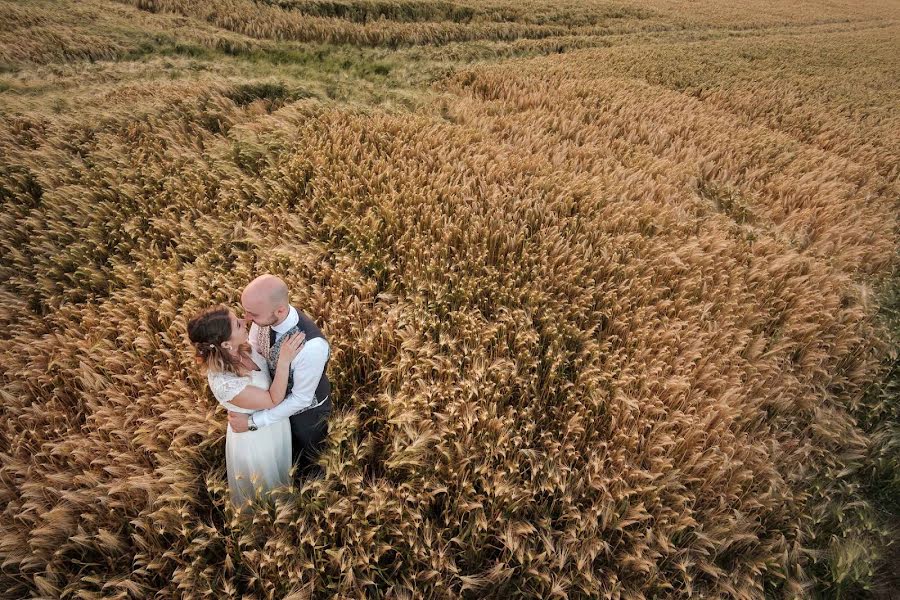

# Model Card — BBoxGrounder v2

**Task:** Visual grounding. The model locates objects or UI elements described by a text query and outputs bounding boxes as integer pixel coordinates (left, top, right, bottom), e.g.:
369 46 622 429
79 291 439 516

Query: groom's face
242 306 277 326
241 297 279 327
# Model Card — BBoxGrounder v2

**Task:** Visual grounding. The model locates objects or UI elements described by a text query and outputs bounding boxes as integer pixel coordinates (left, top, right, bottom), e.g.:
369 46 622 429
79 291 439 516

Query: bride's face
226 309 249 348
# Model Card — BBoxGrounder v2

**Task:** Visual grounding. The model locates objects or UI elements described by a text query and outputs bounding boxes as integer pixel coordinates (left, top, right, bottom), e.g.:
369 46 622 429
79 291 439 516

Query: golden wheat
0 0 898 598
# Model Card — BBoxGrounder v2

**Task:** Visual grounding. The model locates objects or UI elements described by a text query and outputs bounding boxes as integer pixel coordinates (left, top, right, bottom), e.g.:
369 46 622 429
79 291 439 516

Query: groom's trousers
288 397 331 478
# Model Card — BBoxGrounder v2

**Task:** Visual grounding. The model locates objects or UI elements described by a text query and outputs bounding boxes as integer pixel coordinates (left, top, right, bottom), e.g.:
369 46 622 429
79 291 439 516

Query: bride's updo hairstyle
187 304 250 374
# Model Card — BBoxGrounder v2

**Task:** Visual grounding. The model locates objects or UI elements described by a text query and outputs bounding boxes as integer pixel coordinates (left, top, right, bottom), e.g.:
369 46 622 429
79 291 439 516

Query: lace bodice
207 349 272 414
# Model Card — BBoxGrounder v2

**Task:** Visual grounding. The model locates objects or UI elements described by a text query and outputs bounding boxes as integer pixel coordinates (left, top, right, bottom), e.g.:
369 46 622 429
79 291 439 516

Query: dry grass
0 0 898 598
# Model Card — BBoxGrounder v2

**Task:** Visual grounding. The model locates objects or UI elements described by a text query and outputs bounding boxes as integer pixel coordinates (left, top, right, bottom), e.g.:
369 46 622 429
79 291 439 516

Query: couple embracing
187 274 332 513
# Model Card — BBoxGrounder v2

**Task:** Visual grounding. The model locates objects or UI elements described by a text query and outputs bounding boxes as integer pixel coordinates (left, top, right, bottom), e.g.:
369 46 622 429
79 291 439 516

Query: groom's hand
228 411 250 433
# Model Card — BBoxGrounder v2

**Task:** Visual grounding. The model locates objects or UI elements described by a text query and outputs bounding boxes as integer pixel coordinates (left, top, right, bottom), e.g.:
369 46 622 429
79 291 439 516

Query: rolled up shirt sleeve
251 337 330 428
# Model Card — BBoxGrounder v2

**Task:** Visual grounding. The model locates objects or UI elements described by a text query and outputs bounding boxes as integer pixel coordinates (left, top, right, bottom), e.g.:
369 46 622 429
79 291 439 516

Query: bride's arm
228 333 305 410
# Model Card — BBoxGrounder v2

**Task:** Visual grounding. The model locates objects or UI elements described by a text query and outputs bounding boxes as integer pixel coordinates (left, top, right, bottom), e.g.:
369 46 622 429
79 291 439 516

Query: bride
187 304 305 513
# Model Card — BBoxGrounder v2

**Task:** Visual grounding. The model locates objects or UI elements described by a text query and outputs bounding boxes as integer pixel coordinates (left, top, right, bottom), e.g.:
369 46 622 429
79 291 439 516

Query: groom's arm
249 337 330 428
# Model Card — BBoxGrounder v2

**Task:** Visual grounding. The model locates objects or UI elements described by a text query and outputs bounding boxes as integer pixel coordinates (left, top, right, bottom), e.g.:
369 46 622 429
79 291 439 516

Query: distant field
1 0 898 598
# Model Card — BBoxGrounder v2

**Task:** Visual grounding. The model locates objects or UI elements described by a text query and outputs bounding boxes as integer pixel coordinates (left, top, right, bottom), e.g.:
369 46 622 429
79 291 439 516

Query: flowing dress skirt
225 419 292 511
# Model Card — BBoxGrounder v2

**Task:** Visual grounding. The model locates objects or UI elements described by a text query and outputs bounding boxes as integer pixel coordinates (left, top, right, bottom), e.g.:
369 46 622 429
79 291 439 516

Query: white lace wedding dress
208 348 292 512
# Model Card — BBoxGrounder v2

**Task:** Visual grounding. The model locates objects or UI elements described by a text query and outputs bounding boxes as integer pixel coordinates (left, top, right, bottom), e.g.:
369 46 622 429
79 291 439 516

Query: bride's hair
186 304 252 375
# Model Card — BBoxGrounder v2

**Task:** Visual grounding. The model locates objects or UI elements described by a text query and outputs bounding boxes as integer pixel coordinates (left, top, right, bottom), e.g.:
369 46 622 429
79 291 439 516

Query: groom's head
241 274 290 327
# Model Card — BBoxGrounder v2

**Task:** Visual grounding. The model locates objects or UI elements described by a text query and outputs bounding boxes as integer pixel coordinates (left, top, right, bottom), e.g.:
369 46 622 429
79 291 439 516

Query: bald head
241 274 290 326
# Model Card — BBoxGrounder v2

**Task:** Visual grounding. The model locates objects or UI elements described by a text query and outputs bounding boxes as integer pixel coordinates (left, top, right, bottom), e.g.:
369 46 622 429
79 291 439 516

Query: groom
228 274 332 480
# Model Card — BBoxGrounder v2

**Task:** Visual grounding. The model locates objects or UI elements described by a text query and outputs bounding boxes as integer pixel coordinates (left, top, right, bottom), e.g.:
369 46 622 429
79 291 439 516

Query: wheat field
1 0 898 598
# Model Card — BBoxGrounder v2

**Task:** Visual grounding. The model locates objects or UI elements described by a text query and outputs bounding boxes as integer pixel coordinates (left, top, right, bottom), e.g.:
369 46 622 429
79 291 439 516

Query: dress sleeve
208 372 250 405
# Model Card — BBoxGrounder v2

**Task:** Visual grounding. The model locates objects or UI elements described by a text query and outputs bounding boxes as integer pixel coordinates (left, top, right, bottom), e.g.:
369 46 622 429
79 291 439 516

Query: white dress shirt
248 305 330 428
